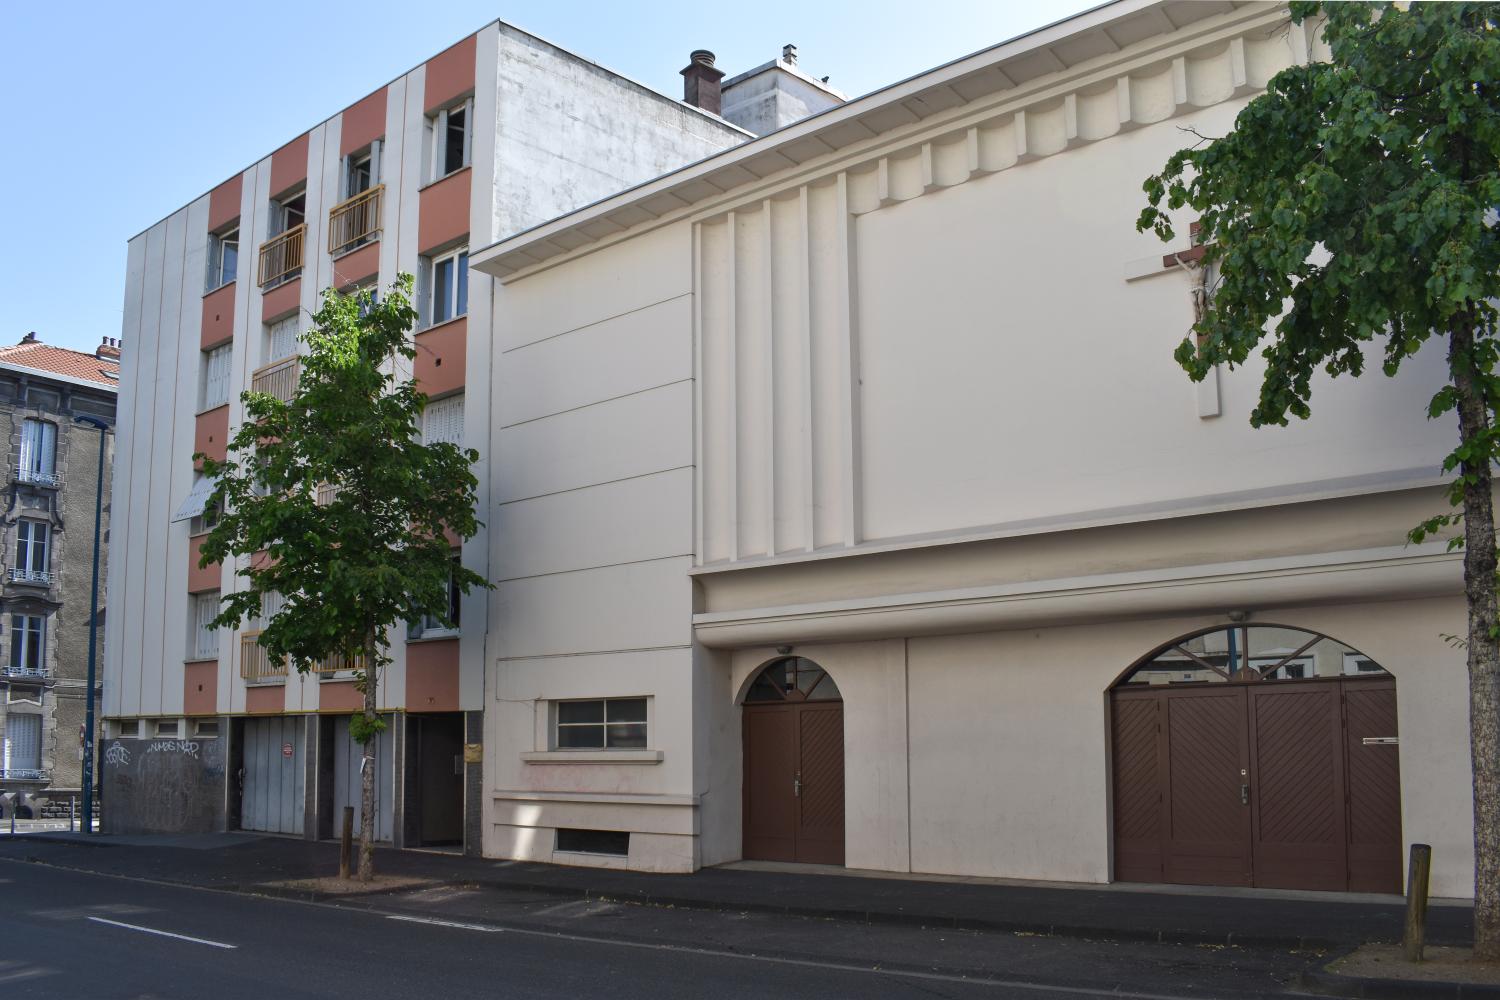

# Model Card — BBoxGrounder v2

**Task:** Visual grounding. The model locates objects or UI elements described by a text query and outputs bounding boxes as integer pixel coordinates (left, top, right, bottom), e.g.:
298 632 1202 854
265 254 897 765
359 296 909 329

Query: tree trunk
1450 315 1500 959
357 628 379 883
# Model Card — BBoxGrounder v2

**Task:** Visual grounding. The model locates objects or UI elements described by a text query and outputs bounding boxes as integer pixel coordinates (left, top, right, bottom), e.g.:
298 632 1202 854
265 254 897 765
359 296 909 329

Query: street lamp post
74 415 109 833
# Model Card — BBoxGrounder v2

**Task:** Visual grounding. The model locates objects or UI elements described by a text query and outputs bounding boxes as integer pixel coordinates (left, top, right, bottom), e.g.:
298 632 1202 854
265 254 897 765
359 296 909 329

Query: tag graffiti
146 740 200 759
103 741 131 767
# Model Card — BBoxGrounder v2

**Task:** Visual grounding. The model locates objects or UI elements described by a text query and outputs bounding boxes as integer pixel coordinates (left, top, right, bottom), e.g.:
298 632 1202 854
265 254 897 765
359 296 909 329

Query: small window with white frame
420 247 468 328
13 519 49 583
423 394 464 448
554 697 647 750
408 553 461 640
206 225 238 291
201 343 232 411
155 719 180 738
193 719 220 738
191 592 220 661
18 419 57 485
427 99 472 182
117 719 141 739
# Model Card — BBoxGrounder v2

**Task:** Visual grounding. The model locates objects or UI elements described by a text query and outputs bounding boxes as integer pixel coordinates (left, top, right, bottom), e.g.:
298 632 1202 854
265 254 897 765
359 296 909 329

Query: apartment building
468 0 1476 898
101 24 813 847
0 334 117 821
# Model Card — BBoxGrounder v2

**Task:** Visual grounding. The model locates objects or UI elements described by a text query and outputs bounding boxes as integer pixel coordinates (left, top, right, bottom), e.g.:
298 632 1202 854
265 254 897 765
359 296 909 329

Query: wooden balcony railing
257 223 306 288
328 184 384 256
313 649 367 675
239 631 288 683
250 357 300 402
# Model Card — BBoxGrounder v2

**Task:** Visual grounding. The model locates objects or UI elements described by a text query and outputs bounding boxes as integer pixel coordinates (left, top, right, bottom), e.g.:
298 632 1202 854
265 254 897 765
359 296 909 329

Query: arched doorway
742 657 845 865
1110 625 1401 892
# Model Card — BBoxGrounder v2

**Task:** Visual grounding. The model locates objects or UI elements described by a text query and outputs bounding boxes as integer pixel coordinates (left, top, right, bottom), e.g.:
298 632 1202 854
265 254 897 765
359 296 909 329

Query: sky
0 0 1093 355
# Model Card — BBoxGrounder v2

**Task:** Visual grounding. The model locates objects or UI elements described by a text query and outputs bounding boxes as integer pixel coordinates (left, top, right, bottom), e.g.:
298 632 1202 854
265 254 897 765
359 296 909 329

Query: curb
1299 968 1500 999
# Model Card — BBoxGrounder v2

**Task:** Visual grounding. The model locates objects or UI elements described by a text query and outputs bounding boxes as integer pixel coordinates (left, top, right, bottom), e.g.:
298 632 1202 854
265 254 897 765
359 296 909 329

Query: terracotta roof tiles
0 339 121 388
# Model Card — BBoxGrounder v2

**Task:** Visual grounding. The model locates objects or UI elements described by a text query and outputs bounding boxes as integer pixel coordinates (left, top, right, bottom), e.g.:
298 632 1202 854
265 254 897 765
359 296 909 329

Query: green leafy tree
1140 2 1500 954
199 275 487 881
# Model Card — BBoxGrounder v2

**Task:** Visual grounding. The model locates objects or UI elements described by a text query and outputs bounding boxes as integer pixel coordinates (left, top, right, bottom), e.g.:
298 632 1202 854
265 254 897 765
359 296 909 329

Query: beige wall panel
494 468 691 581
494 556 693 660
495 381 691 504
498 295 691 428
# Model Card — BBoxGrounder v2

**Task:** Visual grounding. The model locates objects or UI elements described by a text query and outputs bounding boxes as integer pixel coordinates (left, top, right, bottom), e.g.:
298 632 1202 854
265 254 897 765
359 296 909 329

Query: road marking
87 916 237 949
387 914 502 934
385 914 1230 1000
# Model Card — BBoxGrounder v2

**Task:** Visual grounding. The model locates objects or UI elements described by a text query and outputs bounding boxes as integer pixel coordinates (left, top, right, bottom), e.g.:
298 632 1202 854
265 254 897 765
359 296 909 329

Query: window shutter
424 395 464 447
268 317 298 362
195 593 220 659
462 98 474 168
370 139 382 186
18 421 34 474
38 423 56 474
4 714 41 771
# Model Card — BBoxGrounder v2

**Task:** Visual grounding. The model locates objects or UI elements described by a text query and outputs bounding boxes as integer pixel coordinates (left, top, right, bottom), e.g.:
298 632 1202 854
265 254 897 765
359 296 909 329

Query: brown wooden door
1248 682 1348 890
1344 680 1402 893
743 702 845 865
1110 691 1166 883
1161 687 1253 886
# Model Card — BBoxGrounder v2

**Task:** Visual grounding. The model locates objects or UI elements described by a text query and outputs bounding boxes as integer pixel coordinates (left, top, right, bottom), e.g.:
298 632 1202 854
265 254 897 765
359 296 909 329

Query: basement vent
193 720 220 738
155 720 180 738
118 720 140 738
555 828 629 857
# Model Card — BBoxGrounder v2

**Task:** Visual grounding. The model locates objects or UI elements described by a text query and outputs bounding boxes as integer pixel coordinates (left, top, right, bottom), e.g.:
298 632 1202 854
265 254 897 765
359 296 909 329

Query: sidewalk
0 830 1473 950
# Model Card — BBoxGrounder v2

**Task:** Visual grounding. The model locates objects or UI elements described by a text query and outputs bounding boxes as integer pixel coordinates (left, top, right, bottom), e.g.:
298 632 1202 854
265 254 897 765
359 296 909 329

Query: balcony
314 482 340 507
0 768 47 782
314 649 366 676
250 357 300 403
7 568 51 586
239 631 288 684
15 468 61 488
257 224 306 289
328 185 384 257
0 665 49 682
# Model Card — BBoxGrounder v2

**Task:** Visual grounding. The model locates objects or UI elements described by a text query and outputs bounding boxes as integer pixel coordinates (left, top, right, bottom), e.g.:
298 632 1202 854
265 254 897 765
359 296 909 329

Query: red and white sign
281 743 294 758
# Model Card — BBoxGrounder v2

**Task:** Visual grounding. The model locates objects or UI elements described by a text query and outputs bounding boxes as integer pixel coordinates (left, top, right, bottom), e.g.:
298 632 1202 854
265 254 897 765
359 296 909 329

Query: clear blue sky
0 0 1091 354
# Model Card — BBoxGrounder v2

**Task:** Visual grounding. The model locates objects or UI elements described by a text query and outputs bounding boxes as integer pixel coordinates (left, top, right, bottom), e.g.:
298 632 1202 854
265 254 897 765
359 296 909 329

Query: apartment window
201 344 232 410
192 592 220 660
9 615 45 675
17 420 57 485
428 99 472 181
345 142 381 199
257 590 286 628
271 191 306 236
194 719 220 738
409 554 461 639
117 719 140 738
14 520 48 579
3 714 41 774
155 719 180 738
207 226 239 290
555 698 647 750
267 316 299 364
422 248 468 327
423 394 464 447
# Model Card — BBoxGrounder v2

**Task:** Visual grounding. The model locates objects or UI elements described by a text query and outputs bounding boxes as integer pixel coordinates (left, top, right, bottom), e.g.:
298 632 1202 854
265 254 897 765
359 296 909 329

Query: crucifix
1124 220 1221 419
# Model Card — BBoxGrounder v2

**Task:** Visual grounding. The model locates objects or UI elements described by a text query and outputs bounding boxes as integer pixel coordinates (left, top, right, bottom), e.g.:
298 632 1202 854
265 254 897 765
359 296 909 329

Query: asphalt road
0 861 1316 999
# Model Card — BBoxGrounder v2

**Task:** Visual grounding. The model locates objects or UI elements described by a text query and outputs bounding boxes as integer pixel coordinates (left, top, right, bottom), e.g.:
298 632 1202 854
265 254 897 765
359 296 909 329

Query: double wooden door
743 701 845 865
1111 678 1400 892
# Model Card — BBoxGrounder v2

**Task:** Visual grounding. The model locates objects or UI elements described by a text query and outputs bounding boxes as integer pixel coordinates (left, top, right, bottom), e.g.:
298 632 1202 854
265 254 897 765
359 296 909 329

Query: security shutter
4 714 41 772
268 317 299 363
203 345 232 409
194 593 220 659
424 395 464 447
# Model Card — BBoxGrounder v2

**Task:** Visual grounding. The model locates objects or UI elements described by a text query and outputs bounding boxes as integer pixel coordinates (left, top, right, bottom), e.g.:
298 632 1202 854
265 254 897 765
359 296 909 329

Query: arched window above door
744 657 842 703
1118 625 1388 687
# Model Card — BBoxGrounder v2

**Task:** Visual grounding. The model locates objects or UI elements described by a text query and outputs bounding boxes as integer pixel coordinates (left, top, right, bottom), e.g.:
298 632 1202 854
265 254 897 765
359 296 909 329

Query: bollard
1403 843 1432 962
69 797 75 832
339 806 354 879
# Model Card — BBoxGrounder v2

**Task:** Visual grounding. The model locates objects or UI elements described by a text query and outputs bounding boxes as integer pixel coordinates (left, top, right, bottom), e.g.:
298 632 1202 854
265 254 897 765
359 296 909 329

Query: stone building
0 333 117 820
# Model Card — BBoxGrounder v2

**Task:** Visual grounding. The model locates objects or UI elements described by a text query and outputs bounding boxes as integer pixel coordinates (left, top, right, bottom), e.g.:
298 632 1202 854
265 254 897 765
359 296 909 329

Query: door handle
1241 783 1250 806
794 775 802 797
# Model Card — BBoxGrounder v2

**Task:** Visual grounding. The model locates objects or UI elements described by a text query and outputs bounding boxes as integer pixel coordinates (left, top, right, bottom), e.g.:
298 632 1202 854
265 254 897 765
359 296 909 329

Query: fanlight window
1120 625 1388 687
744 657 842 703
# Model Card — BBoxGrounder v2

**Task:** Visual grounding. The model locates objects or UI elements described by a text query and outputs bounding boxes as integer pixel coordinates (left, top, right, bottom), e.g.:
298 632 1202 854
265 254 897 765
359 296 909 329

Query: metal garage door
333 715 393 843
241 716 305 835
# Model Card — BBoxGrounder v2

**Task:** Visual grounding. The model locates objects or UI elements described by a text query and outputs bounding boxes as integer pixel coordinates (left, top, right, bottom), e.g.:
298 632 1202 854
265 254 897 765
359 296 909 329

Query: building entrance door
240 716 304 835
1110 626 1401 893
742 657 845 865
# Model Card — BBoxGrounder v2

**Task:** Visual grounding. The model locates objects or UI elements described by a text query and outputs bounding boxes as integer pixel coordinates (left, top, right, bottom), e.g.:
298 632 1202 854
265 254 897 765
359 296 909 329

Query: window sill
195 401 230 419
331 236 381 261
408 630 460 644
521 750 663 765
183 657 218 667
415 314 468 338
203 279 236 298
418 165 470 194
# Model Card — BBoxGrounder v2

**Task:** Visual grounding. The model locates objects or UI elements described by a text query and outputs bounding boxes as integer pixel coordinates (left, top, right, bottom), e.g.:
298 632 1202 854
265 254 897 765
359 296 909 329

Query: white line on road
87 916 238 949
384 914 1233 1000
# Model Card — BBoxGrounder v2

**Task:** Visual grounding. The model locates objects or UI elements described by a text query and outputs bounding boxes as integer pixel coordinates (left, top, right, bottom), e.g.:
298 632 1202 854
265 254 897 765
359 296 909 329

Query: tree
199 275 487 881
1140 1 1500 955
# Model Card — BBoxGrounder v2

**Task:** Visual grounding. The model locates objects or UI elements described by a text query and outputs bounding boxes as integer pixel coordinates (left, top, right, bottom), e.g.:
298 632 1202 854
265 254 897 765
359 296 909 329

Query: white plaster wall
491 26 745 239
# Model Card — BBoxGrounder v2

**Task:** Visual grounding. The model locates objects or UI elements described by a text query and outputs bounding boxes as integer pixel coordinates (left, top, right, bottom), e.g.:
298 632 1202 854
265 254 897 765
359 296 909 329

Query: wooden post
1403 843 1432 962
339 806 354 879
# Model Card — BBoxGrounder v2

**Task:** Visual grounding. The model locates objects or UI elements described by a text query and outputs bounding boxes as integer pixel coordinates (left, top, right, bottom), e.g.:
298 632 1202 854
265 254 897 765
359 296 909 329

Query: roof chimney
782 44 797 65
20 331 38 344
681 50 726 116
97 336 121 361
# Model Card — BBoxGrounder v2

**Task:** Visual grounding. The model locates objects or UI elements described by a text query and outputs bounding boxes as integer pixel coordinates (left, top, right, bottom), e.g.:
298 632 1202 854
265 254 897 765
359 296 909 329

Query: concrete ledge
1299 968 1500 999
